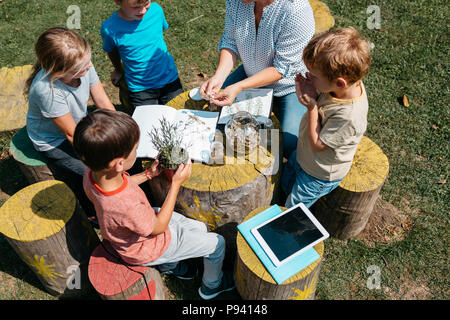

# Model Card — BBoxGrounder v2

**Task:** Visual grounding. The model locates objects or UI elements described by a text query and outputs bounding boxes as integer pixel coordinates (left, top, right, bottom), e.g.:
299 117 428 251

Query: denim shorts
281 150 342 208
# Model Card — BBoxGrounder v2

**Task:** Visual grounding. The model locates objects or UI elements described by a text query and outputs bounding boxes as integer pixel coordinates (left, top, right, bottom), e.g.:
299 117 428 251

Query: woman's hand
295 73 318 110
209 84 241 106
200 75 225 100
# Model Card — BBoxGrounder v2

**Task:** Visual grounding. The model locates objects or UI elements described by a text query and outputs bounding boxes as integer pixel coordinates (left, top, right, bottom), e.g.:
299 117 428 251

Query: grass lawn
0 0 448 300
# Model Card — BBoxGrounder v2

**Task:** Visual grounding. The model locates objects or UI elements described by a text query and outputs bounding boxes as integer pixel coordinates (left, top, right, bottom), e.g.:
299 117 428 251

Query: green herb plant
148 117 189 170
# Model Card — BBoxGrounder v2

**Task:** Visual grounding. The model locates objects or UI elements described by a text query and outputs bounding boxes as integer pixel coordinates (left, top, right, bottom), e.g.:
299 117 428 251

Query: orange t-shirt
83 170 171 265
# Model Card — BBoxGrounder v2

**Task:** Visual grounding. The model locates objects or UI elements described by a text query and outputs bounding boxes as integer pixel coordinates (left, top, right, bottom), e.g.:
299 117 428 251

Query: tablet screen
255 205 325 263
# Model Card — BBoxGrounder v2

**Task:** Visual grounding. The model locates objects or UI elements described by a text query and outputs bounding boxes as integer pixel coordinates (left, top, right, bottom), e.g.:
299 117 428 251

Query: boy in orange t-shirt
73 109 234 299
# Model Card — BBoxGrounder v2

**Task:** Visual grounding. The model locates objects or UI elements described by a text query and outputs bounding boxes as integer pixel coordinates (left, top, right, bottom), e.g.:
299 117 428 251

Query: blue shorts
281 150 342 208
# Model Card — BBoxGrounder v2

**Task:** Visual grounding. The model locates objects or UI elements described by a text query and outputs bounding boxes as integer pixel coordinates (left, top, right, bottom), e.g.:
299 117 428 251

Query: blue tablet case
237 205 320 284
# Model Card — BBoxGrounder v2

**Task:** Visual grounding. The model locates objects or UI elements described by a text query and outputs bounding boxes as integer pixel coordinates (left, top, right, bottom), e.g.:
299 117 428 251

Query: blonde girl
25 27 115 219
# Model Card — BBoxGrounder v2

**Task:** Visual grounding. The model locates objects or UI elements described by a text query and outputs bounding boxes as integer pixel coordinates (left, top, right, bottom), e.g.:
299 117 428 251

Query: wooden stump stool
309 0 335 35
146 92 282 253
310 136 390 240
9 126 55 184
0 180 100 298
88 241 165 300
235 206 324 300
0 65 32 132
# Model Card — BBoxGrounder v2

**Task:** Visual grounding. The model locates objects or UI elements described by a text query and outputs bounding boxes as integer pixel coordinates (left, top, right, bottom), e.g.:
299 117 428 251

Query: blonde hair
24 27 91 96
302 27 371 84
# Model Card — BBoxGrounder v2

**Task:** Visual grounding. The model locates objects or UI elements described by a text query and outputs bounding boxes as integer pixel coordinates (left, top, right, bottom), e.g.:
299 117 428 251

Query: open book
218 88 274 124
132 105 219 163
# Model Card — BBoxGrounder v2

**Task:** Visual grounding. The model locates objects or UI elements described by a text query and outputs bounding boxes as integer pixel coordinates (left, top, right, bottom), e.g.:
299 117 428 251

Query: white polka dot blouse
219 0 316 97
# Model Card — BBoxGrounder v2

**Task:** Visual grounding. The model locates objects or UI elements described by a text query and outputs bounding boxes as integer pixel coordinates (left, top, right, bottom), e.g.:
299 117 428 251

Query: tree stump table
88 240 166 300
235 206 324 300
0 65 32 132
310 136 390 240
0 180 100 298
144 91 282 254
9 126 55 184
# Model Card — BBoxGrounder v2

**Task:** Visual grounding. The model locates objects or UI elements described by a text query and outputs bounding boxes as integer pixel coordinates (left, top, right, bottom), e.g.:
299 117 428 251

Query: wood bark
88 241 165 300
0 181 100 298
310 136 390 240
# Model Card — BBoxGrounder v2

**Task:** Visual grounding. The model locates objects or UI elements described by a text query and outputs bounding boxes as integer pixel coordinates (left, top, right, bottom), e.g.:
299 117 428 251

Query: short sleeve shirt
219 0 315 97
83 170 171 265
296 83 369 181
100 3 178 92
26 66 99 151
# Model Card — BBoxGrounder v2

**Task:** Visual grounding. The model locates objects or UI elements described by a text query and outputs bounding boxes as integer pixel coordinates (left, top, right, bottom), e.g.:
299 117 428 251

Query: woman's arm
90 81 116 111
52 113 77 144
200 48 238 99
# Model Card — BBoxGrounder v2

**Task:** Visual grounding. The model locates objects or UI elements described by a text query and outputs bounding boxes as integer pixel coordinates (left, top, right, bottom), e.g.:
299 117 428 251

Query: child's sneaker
159 261 197 280
198 271 235 300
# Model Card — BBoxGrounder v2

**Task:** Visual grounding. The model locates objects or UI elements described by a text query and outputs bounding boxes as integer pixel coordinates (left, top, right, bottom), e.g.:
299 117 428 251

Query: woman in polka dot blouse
200 0 315 158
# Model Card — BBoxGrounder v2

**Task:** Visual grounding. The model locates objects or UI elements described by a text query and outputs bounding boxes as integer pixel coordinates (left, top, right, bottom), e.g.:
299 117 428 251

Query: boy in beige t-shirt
281 27 371 208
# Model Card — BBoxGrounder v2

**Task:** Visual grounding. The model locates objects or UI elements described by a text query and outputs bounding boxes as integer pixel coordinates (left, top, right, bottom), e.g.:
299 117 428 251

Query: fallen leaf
403 94 409 107
438 179 446 184
432 124 439 130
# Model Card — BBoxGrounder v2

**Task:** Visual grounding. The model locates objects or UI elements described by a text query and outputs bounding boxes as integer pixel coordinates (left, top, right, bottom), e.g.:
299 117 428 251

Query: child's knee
210 233 225 256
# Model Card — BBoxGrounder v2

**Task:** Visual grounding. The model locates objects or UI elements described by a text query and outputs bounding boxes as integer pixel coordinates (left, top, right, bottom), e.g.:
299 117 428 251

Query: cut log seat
88 240 166 300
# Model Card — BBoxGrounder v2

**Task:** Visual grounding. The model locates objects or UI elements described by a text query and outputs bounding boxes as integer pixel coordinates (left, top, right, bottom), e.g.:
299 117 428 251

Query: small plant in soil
148 117 189 170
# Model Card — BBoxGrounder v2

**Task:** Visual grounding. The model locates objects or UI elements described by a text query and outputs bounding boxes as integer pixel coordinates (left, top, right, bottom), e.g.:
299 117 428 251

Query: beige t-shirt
296 82 368 181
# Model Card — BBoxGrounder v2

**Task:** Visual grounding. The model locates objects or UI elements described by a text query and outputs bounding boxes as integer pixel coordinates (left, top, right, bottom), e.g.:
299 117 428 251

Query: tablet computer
251 203 329 267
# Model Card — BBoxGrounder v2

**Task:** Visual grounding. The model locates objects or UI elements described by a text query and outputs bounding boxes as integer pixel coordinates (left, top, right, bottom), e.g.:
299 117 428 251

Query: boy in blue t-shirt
101 0 183 106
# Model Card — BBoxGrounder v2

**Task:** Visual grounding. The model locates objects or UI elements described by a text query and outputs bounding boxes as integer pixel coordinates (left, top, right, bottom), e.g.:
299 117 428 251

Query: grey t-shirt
26 66 99 151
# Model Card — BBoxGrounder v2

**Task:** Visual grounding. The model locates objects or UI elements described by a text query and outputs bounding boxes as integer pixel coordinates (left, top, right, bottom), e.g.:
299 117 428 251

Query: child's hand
146 159 162 179
111 69 123 87
172 160 192 187
295 73 318 110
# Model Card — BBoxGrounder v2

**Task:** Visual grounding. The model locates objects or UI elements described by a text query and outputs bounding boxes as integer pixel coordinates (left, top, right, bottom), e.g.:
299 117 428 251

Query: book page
173 109 219 163
218 88 274 124
132 105 178 158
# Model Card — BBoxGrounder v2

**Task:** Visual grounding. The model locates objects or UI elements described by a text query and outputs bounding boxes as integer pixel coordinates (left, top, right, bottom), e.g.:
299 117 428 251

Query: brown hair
302 27 371 84
73 109 140 171
24 27 91 96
